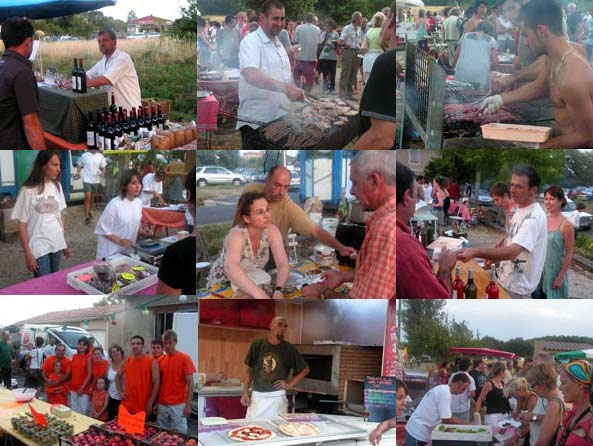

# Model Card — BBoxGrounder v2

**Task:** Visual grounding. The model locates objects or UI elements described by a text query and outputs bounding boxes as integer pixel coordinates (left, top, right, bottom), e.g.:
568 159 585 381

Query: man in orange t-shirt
151 339 164 362
157 330 196 433
116 335 160 415
69 337 92 414
42 344 72 394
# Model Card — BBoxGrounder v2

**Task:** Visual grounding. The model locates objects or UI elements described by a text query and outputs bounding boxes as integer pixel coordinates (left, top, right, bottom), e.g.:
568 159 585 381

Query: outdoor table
434 260 510 298
197 80 239 118
39 86 108 144
0 387 97 446
142 205 186 238
199 260 354 300
0 260 158 295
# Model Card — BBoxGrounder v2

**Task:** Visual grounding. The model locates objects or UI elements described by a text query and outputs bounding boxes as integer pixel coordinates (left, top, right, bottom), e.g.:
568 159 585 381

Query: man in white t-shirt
141 170 165 206
448 358 476 423
405 373 471 445
457 165 547 298
236 0 305 149
77 149 107 225
65 30 141 113
43 336 56 359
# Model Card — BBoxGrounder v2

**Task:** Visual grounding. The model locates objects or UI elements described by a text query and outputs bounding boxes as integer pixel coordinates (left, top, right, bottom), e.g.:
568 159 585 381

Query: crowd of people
199 0 397 149
204 151 395 299
9 150 196 295
397 162 575 298
1 331 196 432
403 353 593 446
0 18 140 150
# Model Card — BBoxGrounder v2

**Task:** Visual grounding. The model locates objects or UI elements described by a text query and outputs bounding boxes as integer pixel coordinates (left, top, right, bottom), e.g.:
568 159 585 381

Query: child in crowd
46 360 68 405
90 377 110 421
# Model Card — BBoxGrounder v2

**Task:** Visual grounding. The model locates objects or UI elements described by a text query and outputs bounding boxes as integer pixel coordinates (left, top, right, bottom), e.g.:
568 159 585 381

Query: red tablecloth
0 260 157 295
142 208 186 229
44 131 86 150
197 80 239 117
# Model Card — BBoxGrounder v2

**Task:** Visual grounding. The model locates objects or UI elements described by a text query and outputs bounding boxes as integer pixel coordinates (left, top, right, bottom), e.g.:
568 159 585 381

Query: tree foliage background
399 300 593 362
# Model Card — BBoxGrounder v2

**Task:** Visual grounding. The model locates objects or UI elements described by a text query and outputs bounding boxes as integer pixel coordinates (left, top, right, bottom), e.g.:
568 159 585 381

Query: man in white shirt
236 0 305 149
457 164 547 298
405 373 471 445
77 149 107 225
43 336 56 359
338 11 362 99
448 358 476 423
141 170 165 206
67 30 141 113
294 13 321 93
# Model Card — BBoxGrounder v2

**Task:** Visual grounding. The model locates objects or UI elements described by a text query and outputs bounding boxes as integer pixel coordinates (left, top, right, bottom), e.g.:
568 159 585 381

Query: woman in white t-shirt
95 169 147 260
11 151 70 277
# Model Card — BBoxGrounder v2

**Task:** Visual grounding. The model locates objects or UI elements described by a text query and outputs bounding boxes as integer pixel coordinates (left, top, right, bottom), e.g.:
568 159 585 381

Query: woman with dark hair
89 346 109 392
416 10 429 51
433 177 450 226
11 151 70 277
156 167 197 296
70 336 92 415
539 185 574 298
95 169 147 259
207 191 289 299
454 20 499 89
557 359 593 446
369 379 405 445
475 362 511 427
106 344 125 420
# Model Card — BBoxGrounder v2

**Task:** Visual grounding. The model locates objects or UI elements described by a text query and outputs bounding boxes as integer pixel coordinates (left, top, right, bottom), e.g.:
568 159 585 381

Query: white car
563 198 593 230
478 189 493 206
196 166 246 187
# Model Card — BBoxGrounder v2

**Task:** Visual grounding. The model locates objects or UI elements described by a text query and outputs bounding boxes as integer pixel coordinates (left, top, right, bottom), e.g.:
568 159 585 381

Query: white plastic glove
480 95 504 115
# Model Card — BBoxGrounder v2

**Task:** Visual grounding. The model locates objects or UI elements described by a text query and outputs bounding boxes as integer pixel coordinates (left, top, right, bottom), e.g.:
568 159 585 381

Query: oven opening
302 354 333 381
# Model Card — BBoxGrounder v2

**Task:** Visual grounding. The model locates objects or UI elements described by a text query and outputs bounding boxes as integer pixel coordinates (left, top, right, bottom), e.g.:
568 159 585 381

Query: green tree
240 0 318 22
199 0 239 15
169 0 198 39
127 10 138 22
315 0 373 24
401 300 452 361
197 151 217 166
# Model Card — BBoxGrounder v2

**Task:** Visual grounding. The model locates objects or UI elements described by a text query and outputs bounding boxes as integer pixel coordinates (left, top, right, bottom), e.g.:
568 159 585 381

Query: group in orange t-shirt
69 337 92 415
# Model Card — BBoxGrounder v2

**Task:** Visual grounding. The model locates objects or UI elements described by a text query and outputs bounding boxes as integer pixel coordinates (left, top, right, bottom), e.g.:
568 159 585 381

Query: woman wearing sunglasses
207 191 289 299
556 360 593 446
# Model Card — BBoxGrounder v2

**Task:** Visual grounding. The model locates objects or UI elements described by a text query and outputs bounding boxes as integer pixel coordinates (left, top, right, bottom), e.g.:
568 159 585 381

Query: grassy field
2 38 196 122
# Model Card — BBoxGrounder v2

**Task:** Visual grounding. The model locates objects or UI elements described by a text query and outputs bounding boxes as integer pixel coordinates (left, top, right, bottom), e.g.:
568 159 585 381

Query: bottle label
158 123 164 131
97 135 104 150
72 76 77 91
86 131 95 146
77 76 82 92
104 138 112 150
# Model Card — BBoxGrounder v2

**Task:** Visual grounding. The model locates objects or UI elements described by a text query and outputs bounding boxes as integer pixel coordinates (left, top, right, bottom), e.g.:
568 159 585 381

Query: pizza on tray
228 425 276 442
278 422 320 437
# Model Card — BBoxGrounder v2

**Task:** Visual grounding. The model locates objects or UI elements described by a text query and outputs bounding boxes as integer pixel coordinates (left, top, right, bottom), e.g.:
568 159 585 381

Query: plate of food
228 425 276 442
278 422 320 437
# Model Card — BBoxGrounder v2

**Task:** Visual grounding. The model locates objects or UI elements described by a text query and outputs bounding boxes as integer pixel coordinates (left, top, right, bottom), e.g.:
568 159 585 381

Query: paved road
197 190 302 225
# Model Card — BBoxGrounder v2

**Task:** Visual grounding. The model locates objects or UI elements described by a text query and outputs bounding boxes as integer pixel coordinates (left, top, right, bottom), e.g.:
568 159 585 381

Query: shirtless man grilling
481 0 593 148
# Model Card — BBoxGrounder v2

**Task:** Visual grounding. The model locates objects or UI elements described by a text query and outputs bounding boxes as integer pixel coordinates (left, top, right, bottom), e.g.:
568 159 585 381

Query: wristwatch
532 414 537 422
275 286 284 293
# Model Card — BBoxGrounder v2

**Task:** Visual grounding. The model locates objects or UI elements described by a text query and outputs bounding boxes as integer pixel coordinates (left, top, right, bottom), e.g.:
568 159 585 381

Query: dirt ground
0 201 183 289
466 223 593 299
198 64 363 149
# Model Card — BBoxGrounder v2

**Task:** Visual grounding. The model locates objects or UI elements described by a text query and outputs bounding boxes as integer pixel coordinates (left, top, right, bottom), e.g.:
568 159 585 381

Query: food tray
481 123 552 143
66 255 159 296
431 424 492 442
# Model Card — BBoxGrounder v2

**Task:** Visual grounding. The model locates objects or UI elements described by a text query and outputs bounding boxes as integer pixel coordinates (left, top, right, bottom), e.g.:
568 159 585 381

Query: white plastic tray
66 255 159 296
432 424 492 442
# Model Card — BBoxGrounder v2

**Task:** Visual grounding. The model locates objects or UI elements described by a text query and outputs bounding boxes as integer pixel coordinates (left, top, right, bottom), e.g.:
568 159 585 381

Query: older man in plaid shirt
302 151 396 299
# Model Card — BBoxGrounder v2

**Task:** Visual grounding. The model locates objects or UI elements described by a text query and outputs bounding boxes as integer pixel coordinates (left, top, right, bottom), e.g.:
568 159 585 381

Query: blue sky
100 0 189 21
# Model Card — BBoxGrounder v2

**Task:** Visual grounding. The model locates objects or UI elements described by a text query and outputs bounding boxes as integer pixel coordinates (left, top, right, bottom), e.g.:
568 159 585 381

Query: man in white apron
241 316 310 419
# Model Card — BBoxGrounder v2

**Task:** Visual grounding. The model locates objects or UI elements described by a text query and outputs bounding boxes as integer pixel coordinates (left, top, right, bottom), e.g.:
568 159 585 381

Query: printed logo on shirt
33 195 60 214
261 353 278 377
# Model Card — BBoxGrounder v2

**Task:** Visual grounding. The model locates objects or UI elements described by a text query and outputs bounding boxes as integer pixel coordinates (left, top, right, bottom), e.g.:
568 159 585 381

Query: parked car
245 170 265 183
196 166 246 187
563 198 593 230
578 187 593 201
568 186 586 199
477 189 493 206
289 171 300 189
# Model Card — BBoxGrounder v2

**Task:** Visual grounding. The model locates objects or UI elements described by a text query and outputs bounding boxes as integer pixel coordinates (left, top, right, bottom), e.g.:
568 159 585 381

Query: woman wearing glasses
207 191 289 299
556 360 593 446
525 363 565 446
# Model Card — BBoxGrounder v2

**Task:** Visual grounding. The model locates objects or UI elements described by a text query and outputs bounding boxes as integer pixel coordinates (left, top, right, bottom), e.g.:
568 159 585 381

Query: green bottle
464 268 478 299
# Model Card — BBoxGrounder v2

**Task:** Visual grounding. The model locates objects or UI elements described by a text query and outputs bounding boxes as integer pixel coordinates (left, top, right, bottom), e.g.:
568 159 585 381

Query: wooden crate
141 98 172 120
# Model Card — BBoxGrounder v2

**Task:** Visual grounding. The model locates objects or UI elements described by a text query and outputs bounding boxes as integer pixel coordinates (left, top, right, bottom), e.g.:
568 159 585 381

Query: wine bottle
452 266 465 299
104 114 114 150
144 106 153 136
157 104 165 131
86 112 95 149
114 112 123 148
129 108 138 136
485 268 500 299
96 112 105 150
122 109 130 137
464 268 478 299
110 92 117 114
71 58 78 93
137 106 146 135
78 58 87 93
151 105 159 132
